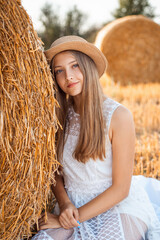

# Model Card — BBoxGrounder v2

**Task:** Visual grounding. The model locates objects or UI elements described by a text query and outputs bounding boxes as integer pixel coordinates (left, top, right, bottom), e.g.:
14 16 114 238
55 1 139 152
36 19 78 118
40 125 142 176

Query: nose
65 69 74 82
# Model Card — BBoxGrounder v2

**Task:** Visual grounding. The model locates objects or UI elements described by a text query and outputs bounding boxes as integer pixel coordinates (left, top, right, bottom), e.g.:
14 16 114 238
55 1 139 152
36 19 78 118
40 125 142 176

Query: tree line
38 0 155 49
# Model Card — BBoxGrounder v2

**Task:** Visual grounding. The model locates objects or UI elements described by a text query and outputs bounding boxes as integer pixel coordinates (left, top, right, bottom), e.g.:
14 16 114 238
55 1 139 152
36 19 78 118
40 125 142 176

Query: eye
72 63 79 68
55 69 63 75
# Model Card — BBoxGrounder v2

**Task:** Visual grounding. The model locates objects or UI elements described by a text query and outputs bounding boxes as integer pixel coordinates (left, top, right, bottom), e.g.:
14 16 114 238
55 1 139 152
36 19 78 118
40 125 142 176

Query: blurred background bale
95 15 160 85
0 0 59 239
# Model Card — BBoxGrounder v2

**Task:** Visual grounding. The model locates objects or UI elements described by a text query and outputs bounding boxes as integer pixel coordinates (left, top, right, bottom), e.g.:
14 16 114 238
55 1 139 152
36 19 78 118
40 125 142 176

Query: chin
69 91 82 97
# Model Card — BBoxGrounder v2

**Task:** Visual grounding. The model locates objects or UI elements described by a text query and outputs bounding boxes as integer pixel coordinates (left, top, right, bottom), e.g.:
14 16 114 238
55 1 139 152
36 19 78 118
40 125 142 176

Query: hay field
100 75 160 180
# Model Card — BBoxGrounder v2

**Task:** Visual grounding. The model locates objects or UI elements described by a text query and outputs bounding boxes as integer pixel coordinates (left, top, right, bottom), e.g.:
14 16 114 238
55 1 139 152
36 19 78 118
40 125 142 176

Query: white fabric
32 97 160 240
134 175 160 221
32 230 53 240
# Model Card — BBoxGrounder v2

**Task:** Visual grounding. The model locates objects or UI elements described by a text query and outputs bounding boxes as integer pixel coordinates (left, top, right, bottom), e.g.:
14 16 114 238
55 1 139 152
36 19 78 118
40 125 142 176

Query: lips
67 82 79 88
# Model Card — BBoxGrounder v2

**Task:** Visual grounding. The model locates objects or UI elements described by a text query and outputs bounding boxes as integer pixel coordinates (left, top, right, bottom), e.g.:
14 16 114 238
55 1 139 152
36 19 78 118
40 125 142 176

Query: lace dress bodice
61 98 120 194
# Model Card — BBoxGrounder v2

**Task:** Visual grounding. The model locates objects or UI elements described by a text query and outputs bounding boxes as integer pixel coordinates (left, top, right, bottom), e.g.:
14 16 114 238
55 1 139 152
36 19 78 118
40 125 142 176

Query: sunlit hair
51 50 106 163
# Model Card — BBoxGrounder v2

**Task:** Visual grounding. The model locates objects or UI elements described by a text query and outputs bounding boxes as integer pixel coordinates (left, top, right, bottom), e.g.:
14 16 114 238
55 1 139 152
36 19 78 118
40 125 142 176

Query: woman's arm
78 106 135 223
52 171 70 209
38 173 79 230
52 172 79 228
38 213 61 230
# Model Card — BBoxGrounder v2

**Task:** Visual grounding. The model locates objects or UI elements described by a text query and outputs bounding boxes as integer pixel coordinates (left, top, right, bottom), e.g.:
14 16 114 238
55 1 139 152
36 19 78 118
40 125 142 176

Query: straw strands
0 0 59 239
95 15 160 85
101 75 160 179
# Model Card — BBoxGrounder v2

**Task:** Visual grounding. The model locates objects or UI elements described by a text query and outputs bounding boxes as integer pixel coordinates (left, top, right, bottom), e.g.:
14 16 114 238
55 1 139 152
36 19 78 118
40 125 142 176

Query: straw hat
44 35 108 77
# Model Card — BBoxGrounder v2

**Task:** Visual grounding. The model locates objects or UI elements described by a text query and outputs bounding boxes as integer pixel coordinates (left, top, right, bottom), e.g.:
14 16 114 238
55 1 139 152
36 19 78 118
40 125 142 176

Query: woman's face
53 51 84 97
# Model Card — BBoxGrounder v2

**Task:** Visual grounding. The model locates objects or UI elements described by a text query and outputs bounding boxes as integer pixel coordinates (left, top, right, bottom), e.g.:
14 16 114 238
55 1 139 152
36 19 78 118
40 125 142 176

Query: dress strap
103 97 121 132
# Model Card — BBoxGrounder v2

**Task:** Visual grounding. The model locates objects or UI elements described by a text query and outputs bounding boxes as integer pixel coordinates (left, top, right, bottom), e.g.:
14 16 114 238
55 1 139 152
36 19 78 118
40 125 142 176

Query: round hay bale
0 0 59 239
95 15 160 85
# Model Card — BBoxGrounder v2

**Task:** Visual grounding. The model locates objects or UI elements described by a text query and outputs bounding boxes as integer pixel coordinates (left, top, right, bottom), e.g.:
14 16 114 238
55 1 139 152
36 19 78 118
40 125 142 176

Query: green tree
63 6 86 36
38 4 88 49
38 3 62 49
113 0 155 19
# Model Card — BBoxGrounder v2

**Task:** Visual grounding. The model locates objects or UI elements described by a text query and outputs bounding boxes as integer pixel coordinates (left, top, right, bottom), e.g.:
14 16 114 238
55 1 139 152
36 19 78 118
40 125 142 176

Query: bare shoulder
110 105 135 133
113 105 133 122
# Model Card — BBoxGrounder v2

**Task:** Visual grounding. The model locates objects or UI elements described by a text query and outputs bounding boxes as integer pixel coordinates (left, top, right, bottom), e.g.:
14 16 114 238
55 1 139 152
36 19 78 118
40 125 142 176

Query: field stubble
101 75 160 179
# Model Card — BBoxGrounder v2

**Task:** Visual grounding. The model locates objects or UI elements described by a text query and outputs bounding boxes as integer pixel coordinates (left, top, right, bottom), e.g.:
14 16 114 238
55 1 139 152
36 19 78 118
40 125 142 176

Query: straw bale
95 15 160 85
0 0 59 239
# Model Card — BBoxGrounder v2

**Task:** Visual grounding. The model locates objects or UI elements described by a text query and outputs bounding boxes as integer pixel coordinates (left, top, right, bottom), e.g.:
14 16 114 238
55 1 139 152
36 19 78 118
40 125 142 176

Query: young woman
32 36 160 240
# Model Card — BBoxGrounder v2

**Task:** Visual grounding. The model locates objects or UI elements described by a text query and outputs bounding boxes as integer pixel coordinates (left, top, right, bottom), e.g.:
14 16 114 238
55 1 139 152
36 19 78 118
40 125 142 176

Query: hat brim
44 41 107 77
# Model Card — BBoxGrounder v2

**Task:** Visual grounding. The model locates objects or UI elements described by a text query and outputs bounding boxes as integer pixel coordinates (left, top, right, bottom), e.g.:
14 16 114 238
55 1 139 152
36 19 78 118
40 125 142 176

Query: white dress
32 98 160 240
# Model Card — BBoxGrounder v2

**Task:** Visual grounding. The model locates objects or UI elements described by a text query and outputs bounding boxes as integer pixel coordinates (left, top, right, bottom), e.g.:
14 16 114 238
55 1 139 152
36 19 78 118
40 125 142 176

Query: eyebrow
54 60 77 69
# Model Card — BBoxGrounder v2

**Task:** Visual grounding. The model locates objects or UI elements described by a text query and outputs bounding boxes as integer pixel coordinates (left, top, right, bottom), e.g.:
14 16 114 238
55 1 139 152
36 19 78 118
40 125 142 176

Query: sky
21 0 160 31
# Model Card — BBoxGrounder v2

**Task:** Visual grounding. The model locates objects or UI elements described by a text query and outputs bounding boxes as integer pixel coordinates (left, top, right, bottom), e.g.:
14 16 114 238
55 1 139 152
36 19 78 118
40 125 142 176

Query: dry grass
0 0 59 239
100 75 160 179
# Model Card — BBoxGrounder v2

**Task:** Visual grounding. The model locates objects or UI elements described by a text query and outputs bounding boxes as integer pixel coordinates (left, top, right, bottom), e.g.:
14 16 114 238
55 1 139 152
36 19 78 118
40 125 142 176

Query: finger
60 216 72 228
60 212 73 226
38 213 47 223
38 220 44 226
65 211 79 227
38 217 47 225
38 220 47 228
59 219 70 229
59 216 72 229
69 217 79 227
39 224 50 230
63 211 79 227
39 212 45 220
73 209 79 221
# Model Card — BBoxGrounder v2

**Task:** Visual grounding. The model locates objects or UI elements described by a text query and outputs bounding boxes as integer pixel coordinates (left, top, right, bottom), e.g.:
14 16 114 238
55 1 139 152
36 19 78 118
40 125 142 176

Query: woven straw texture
0 0 59 239
95 15 160 85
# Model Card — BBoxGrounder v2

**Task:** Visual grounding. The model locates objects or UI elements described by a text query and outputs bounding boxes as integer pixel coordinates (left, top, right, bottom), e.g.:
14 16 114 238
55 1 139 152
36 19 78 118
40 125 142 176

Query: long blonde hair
52 50 106 163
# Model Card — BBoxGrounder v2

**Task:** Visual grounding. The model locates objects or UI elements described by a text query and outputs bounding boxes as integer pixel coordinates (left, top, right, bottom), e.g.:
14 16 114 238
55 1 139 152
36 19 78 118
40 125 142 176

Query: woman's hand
38 212 61 230
59 201 80 229
51 172 80 229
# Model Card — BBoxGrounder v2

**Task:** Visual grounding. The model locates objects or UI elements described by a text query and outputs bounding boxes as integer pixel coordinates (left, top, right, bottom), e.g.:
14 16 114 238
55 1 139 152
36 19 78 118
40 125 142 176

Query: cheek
76 71 84 82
